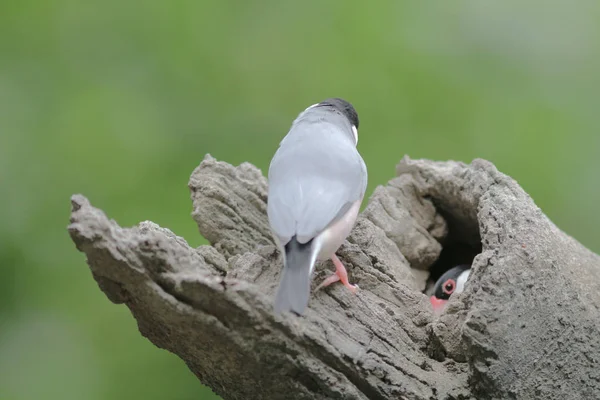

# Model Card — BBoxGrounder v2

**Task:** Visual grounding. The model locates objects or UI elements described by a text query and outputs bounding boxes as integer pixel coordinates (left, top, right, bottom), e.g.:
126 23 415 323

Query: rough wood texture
68 155 600 400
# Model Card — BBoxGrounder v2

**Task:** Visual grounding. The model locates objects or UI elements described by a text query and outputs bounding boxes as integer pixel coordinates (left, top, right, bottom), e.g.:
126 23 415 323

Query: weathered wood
68 155 600 399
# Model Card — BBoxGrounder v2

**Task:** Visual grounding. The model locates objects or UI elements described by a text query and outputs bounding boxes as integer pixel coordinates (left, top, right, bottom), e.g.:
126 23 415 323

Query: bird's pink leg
315 254 359 293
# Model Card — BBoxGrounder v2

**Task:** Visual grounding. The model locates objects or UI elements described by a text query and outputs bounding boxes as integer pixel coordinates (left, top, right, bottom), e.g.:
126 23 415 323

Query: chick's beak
430 296 448 313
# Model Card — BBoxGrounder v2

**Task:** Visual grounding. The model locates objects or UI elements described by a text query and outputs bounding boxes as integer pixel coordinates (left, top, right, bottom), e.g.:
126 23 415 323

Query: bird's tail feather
274 237 314 315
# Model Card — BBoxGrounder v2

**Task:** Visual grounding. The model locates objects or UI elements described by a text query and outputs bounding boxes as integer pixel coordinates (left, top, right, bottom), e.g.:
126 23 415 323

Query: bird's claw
315 254 359 294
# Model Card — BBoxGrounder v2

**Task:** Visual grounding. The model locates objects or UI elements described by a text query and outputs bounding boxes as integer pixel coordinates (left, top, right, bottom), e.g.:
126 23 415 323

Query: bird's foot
315 254 359 293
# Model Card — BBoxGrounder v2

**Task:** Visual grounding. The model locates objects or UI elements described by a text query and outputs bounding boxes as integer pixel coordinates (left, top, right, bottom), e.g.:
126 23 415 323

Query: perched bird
267 98 368 315
430 264 471 313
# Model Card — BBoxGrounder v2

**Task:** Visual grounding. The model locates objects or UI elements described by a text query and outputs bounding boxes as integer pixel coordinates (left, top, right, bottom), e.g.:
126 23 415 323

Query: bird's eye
442 279 456 295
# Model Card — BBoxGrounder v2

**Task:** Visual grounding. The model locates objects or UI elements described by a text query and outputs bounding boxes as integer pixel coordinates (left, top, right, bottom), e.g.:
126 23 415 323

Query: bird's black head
318 98 359 129
432 264 471 301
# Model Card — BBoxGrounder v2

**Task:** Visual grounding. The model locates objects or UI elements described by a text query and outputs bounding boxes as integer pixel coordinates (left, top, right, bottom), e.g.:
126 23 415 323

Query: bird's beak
430 296 448 313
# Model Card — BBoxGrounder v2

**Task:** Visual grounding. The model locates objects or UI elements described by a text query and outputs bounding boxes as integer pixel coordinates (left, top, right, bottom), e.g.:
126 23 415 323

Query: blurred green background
1 1 599 399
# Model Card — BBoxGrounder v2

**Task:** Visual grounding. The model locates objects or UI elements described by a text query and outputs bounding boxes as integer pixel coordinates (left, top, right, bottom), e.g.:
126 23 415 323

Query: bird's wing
267 125 367 245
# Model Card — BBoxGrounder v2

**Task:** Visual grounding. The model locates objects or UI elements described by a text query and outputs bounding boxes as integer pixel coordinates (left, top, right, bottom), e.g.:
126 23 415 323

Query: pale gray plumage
268 99 367 314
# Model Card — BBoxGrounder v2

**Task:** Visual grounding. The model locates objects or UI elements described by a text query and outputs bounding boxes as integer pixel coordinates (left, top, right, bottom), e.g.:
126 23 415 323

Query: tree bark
68 155 600 400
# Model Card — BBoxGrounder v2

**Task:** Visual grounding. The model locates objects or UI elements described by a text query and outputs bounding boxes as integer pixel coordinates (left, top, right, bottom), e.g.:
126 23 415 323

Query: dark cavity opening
424 205 482 295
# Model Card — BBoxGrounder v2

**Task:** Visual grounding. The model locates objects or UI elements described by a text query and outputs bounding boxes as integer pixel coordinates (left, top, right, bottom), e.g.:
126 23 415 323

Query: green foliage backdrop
1 1 599 399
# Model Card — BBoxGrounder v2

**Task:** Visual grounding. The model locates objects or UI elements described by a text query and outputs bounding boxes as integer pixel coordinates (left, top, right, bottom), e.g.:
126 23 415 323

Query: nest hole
424 208 482 295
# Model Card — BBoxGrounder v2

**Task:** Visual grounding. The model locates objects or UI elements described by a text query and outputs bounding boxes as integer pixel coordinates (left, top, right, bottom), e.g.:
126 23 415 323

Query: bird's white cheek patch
455 270 470 294
352 125 358 145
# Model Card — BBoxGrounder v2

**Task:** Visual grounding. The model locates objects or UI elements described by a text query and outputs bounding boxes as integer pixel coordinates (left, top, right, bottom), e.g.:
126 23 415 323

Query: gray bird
267 98 368 315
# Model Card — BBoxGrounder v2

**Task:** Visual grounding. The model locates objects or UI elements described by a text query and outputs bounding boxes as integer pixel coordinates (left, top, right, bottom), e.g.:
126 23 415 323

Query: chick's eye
442 279 456 295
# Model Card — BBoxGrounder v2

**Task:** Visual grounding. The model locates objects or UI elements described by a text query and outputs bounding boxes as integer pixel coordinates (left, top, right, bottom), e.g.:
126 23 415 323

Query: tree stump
68 155 600 400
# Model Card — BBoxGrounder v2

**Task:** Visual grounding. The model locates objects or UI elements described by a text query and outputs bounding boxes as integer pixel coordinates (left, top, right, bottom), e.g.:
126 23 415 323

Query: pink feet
315 254 359 293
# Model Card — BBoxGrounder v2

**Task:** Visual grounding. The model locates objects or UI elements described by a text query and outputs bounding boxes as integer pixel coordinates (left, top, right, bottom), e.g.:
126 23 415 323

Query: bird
267 98 368 315
430 264 471 313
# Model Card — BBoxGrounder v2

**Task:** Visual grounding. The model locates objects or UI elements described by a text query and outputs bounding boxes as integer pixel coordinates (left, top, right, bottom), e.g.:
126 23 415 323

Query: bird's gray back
267 114 367 245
